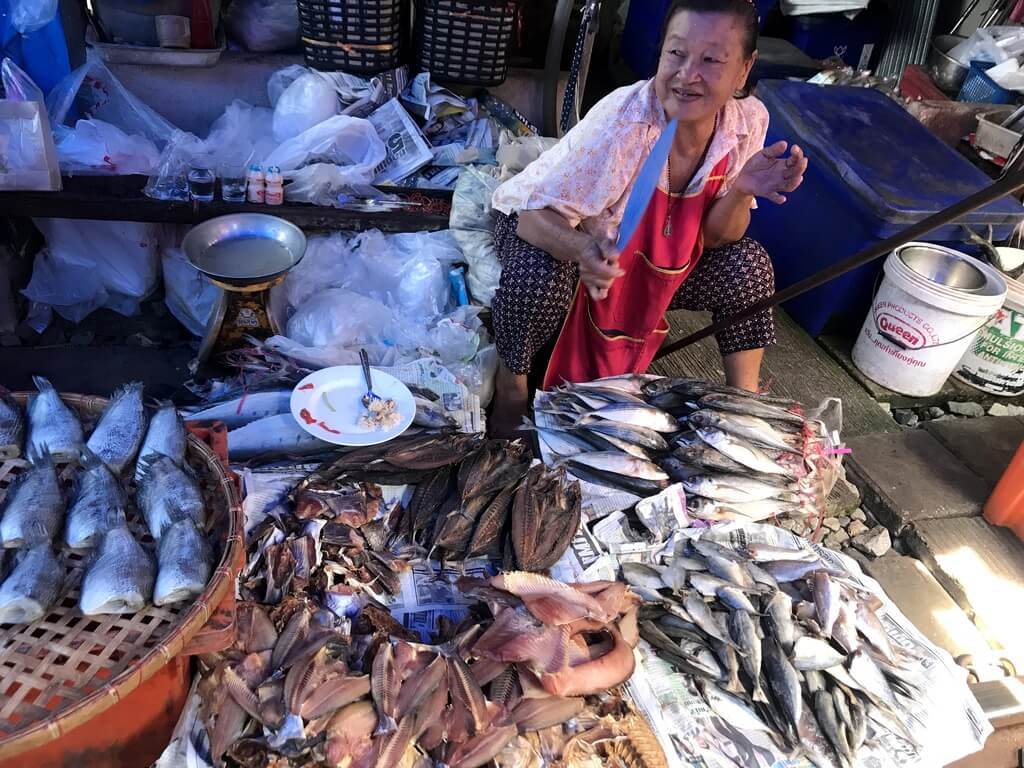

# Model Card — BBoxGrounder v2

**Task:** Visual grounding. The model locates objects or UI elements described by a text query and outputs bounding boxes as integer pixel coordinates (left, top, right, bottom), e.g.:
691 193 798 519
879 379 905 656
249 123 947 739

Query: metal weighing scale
182 213 307 376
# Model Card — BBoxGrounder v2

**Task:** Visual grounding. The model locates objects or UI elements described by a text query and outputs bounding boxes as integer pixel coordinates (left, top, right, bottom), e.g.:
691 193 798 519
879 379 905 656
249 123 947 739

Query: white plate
290 365 415 446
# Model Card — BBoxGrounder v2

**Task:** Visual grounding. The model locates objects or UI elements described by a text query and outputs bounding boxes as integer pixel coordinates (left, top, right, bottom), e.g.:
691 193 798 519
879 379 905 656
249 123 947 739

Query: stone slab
845 430 991 532
907 517 1024 672
864 553 996 673
653 310 898 437
819 333 1024 410
923 416 1024 490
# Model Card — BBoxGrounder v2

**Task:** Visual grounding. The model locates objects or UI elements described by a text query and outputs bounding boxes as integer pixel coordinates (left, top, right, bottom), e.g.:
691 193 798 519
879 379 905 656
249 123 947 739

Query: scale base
191 279 283 379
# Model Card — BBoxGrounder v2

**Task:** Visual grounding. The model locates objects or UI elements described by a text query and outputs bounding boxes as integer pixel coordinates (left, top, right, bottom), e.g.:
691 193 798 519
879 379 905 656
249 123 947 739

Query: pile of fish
627 535 923 768
200 574 658 768
296 434 582 569
0 377 214 624
534 375 838 526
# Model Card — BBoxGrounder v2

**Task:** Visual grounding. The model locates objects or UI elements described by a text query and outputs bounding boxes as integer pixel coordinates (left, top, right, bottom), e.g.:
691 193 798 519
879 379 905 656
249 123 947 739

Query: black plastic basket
297 0 406 74
414 0 518 86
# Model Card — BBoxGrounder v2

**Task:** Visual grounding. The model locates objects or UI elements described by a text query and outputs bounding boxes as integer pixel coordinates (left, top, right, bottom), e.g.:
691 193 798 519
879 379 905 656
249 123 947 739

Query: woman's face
654 10 755 124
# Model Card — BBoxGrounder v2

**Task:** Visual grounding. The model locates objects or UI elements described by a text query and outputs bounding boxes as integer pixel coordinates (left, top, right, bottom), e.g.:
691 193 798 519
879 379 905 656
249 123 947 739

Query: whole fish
621 562 667 591
683 594 736 648
848 649 899 710
791 636 847 671
695 428 794 476
154 519 213 606
135 405 187 481
746 560 780 591
0 544 63 623
813 571 841 636
563 461 669 497
682 473 798 504
0 390 24 459
559 452 668 482
573 415 669 452
813 689 854 766
831 600 860 654
700 681 773 734
688 571 742 598
689 410 801 454
573 374 656 395
679 638 726 680
577 403 679 433
137 454 204 540
86 382 147 475
642 376 798 407
797 705 843 768
673 441 752 475
185 389 292 428
27 376 84 462
228 414 331 460
764 591 796 654
704 551 756 590
80 526 155 615
728 609 767 702
763 559 827 582
699 392 805 424
0 452 63 548
854 601 896 663
412 396 459 430
763 636 803 734
65 449 128 550
717 586 759 613
689 497 804 522
746 542 817 562
534 427 591 458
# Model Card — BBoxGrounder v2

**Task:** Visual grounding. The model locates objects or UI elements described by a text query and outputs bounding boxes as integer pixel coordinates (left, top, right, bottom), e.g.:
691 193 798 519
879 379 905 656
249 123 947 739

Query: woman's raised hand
577 238 625 301
734 140 807 204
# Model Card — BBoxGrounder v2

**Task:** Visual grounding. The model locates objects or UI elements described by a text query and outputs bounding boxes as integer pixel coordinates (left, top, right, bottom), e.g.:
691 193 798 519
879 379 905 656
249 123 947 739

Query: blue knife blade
616 118 678 252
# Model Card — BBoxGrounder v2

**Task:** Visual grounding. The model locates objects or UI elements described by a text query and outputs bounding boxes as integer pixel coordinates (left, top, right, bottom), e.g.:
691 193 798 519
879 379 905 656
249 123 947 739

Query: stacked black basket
414 0 518 86
297 0 407 74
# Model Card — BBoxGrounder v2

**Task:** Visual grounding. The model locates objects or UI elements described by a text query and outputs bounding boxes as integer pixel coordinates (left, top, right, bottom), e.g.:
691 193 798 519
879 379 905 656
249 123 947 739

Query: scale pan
183 213 307 286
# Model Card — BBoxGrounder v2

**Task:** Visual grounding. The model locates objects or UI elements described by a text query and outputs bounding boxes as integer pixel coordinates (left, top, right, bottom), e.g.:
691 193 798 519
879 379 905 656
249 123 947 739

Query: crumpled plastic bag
2 58 45 103
272 73 339 143
450 165 502 305
11 0 58 35
46 50 177 147
283 163 376 206
162 248 219 336
23 219 160 321
145 130 206 201
205 100 277 166
263 114 386 175
53 118 160 174
286 288 398 349
496 131 558 175
223 0 299 52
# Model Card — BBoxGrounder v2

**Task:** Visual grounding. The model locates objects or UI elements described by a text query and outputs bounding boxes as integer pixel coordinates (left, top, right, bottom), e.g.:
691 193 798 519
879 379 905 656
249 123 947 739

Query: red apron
543 156 729 389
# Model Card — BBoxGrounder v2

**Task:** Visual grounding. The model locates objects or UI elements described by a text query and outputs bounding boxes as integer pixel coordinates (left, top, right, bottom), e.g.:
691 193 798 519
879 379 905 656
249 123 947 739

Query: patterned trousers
492 212 777 375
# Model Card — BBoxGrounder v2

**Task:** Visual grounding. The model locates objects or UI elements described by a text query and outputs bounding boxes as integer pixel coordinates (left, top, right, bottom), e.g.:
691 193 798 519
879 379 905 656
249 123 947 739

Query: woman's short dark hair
658 0 759 59
657 0 759 97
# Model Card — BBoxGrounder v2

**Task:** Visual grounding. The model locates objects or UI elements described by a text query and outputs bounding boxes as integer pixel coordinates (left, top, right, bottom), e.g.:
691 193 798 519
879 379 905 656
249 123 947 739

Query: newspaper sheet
401 72 470 124
368 98 434 184
378 356 483 433
620 522 992 768
385 558 498 641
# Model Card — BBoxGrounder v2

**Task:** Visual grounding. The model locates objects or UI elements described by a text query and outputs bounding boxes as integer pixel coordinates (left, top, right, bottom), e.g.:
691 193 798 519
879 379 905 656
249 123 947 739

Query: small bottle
246 164 266 204
264 165 284 206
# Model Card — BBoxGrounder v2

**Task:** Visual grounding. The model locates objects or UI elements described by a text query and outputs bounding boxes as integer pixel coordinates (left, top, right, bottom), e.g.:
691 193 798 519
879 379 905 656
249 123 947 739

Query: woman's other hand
734 141 807 204
577 239 624 300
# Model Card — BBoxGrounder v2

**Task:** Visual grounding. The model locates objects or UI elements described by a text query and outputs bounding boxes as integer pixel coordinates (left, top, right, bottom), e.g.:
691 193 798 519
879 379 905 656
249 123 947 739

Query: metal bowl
182 213 307 287
898 244 989 291
929 35 968 93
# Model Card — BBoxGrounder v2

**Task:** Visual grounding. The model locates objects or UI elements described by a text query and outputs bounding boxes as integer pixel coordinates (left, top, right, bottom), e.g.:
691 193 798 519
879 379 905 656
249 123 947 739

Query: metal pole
653 171 1024 360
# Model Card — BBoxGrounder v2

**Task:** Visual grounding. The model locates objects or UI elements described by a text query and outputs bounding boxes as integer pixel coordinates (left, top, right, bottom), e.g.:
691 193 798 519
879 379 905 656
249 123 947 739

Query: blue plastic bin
781 11 883 69
958 60 1016 104
747 80 1024 336
622 0 777 78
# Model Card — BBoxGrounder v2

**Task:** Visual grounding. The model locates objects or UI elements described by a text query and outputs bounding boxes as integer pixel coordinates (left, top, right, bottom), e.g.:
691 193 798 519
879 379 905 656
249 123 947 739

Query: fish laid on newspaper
86 382 147 475
635 532 924 767
185 389 292 428
0 390 25 460
27 376 84 462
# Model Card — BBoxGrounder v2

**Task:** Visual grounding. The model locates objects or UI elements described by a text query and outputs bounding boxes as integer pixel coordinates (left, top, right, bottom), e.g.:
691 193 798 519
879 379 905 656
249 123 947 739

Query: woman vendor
488 0 807 437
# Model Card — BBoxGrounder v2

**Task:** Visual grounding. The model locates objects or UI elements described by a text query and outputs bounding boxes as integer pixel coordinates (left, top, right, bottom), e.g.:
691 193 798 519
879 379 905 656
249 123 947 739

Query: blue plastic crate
958 60 1016 104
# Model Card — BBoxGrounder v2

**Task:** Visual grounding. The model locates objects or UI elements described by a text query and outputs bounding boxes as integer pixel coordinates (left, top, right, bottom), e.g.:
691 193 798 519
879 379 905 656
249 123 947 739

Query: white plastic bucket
852 243 1008 397
954 273 1024 396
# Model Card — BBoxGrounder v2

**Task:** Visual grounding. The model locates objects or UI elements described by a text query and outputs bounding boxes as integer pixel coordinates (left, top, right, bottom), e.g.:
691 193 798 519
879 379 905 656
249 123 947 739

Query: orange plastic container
984 442 1024 539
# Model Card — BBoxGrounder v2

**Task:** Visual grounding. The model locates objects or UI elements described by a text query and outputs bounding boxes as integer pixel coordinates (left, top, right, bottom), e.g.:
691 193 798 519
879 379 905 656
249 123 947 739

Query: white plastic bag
46 51 177 146
286 288 397 349
162 248 220 336
205 100 277 166
268 66 310 106
11 0 58 35
283 163 371 206
273 73 339 142
53 119 160 174
450 165 502 305
223 0 299 53
264 115 385 174
145 130 206 201
23 219 160 321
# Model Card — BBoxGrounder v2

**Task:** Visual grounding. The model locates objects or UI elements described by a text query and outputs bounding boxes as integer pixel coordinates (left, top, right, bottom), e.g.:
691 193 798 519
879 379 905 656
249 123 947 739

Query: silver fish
854 601 896 663
764 591 796 654
763 636 803 733
534 428 589 458
0 452 63 548
797 704 843 768
689 410 801 454
135 405 187 481
412 397 459 430
559 451 669 482
746 542 817 562
812 571 841 636
154 519 213 606
574 374 656 395
80 526 155 615
717 586 759 613
700 682 773 734
574 415 669 452
86 382 147 475
586 431 653 460
0 545 63 623
763 559 827 582
65 449 128 550
621 562 667 591
0 390 24 459
695 428 793 476
688 571 739 598
137 454 204 540
227 413 330 460
704 551 756 590
728 609 767 702
683 594 735 648
699 392 805 424
791 636 847 671
688 497 803 523
847 649 899 710
746 561 780 591
185 389 292 428
712 636 743 694
27 376 84 462
813 690 854 766
578 403 679 433
831 601 860 654
682 473 798 504
643 376 798 406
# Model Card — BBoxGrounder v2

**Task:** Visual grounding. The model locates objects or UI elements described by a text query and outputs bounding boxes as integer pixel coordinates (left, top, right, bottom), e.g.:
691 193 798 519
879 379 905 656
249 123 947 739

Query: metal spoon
359 348 381 408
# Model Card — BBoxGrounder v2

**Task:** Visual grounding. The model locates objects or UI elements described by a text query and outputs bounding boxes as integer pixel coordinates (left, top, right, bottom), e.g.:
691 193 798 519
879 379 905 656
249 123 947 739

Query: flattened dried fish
27 375 84 462
0 451 63 548
86 382 147 474
0 544 63 623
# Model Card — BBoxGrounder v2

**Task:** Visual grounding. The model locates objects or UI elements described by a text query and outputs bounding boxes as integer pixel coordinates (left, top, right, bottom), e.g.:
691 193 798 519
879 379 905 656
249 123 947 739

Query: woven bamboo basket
0 392 243 760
